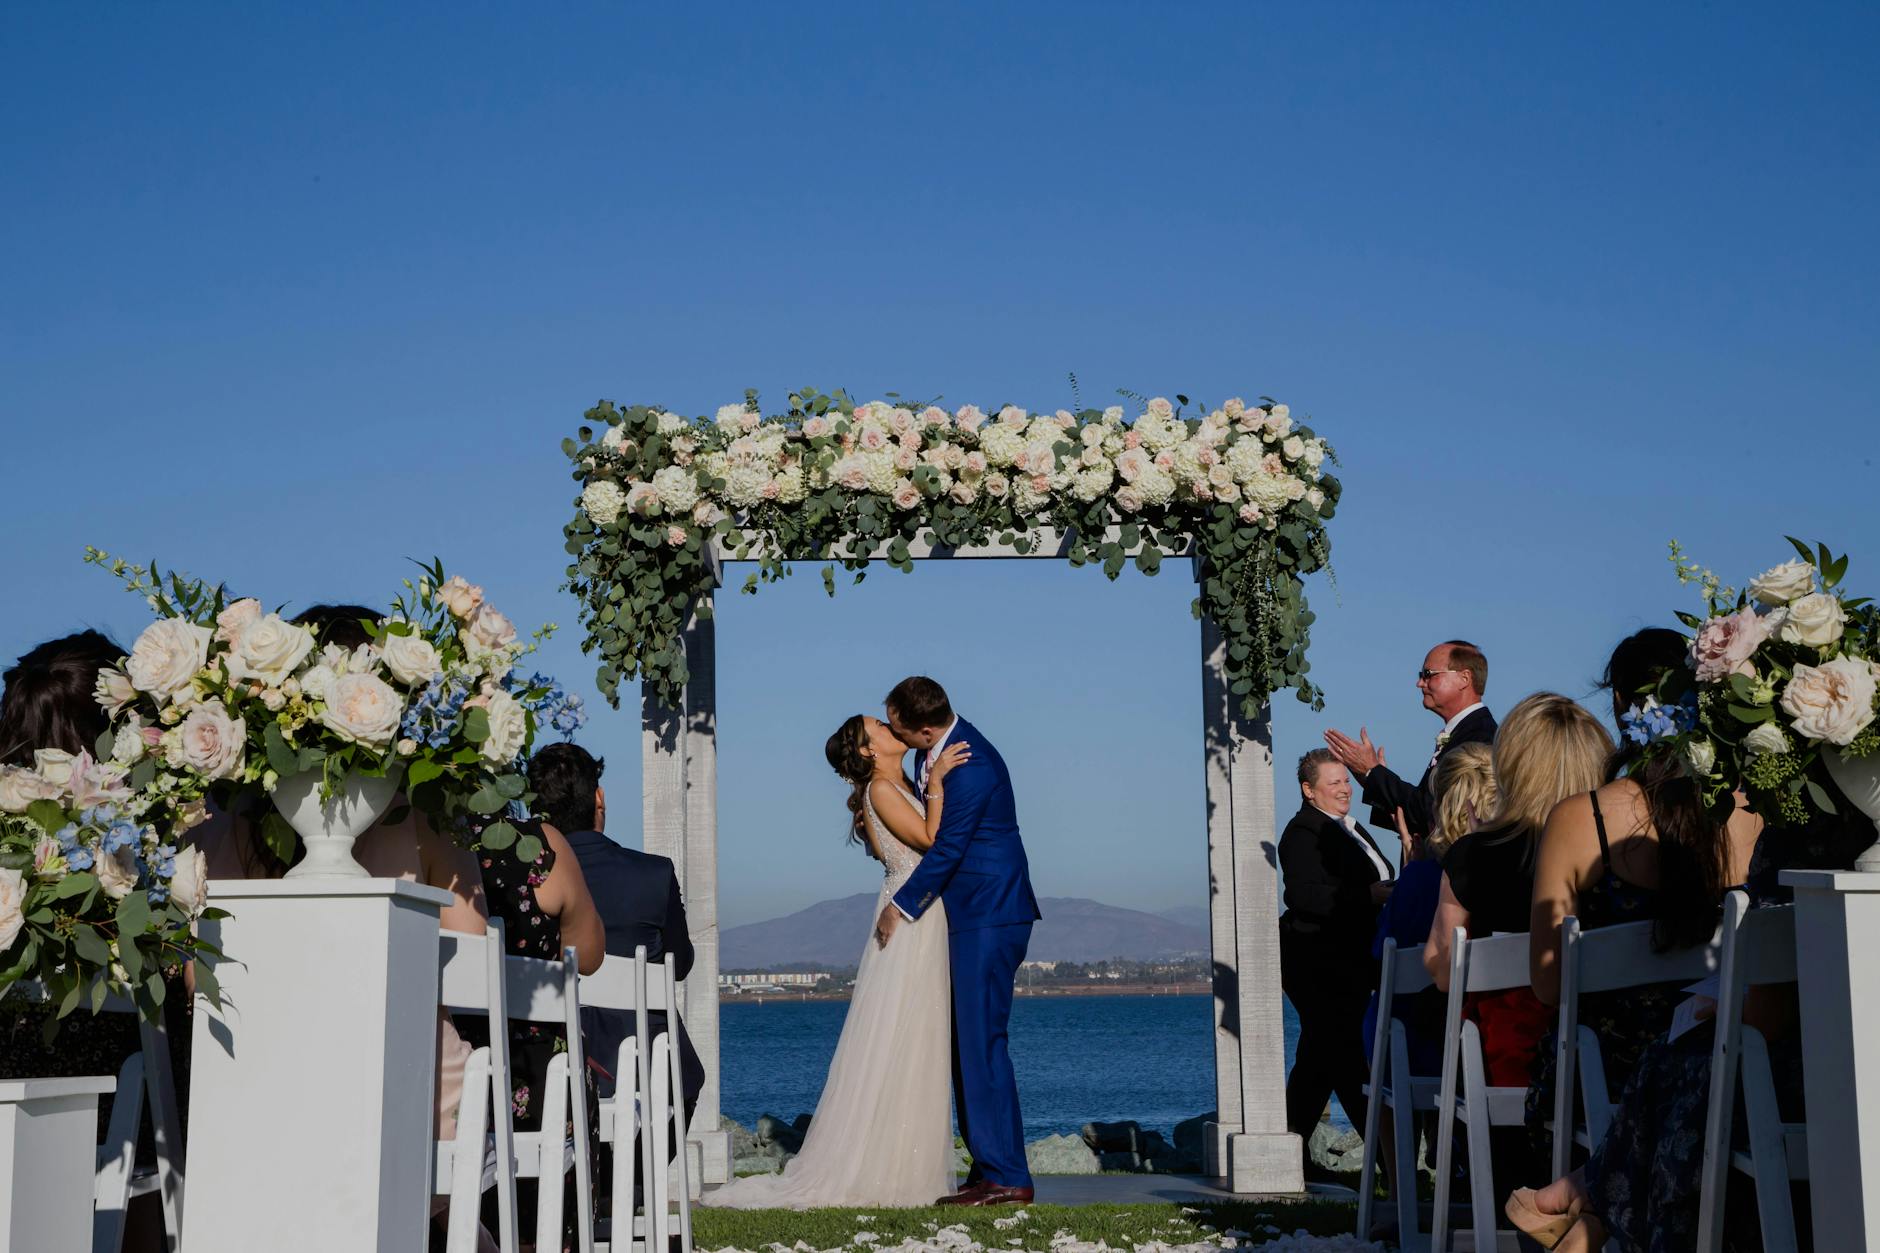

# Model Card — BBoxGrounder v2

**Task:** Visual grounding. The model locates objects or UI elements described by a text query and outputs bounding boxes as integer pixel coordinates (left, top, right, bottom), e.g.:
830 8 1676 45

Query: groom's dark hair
885 676 953 729
530 741 604 833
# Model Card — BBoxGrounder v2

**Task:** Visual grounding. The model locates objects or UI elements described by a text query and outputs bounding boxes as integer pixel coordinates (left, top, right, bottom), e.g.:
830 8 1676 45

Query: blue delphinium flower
511 671 588 741
1620 696 1699 746
101 820 141 855
400 673 473 750
147 885 170 906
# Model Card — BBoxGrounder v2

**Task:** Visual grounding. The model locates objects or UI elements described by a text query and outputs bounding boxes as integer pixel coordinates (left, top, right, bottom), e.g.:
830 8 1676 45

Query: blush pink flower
955 405 986 432
1123 431 1142 450
801 416 829 439
1690 608 1776 683
667 526 688 547
859 427 888 452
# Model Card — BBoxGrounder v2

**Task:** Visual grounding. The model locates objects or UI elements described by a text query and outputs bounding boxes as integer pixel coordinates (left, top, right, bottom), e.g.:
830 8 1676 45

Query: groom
874 676 1042 1206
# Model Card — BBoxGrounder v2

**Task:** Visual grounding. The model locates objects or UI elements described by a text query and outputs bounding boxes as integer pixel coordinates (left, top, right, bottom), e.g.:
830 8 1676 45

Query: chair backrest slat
579 953 672 1012
1394 941 1435 995
1460 931 1531 992
438 929 495 1012
503 955 568 1024
1573 917 1722 994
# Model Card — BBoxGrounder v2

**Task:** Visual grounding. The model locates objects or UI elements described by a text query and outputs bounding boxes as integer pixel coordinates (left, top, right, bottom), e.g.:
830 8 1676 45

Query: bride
703 714 969 1209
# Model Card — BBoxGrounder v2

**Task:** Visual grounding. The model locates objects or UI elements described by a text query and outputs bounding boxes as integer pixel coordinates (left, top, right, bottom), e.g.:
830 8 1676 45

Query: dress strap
1588 789 1613 870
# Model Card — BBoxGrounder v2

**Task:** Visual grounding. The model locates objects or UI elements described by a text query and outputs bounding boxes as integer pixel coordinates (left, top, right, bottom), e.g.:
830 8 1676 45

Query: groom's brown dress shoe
961 1184 1034 1206
936 1180 992 1206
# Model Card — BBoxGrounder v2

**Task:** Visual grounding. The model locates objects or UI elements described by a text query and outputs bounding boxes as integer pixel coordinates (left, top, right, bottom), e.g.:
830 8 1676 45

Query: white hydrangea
774 465 808 503
656 411 686 435
1136 466 1177 506
715 404 749 430
701 452 730 483
1224 439 1266 482
863 451 899 496
980 425 1025 468
1245 473 1296 514
600 425 627 450
651 466 700 514
1012 475 1050 515
1170 442 1207 490
1072 465 1113 502
1135 412 1187 452
723 464 771 508
581 480 626 525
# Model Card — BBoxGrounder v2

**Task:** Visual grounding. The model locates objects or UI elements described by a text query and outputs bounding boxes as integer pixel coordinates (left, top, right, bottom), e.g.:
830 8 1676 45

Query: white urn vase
1820 747 1880 873
269 766 404 880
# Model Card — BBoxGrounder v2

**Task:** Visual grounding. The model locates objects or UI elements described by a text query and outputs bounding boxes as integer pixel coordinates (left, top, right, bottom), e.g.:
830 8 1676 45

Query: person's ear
594 784 607 831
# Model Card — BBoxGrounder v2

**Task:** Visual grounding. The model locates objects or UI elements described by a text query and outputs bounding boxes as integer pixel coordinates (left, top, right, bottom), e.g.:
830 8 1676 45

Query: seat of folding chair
1365 1073 1442 1107
1456 1085 1530 1124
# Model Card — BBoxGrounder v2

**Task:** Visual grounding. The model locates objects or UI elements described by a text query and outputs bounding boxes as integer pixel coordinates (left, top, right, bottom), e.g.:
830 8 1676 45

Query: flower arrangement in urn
562 387 1341 717
87 552 584 871
1628 539 1880 862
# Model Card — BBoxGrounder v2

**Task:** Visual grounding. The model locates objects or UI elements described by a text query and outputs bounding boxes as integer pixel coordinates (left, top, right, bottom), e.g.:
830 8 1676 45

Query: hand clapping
1323 726 1384 778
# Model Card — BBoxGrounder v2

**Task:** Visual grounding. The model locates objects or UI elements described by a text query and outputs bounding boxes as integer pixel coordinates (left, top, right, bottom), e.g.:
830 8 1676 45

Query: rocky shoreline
724 1111 1364 1179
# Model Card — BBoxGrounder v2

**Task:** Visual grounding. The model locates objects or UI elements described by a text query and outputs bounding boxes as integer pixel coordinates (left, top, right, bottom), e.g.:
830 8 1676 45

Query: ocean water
720 992 1340 1143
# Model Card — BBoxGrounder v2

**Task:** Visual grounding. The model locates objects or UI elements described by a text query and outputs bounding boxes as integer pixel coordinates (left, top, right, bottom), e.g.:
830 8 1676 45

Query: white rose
299 663 337 703
1779 657 1879 746
110 718 147 766
319 673 403 748
1685 739 1717 775
0 765 62 813
1749 560 1814 606
0 867 24 955
94 667 135 716
174 700 246 781
215 597 262 646
1146 397 1174 418
1282 436 1305 461
169 847 209 918
479 690 528 764
380 630 443 687
32 749 76 787
226 615 317 689
97 846 138 901
1777 593 1847 649
1743 722 1791 756
126 618 212 701
582 480 626 526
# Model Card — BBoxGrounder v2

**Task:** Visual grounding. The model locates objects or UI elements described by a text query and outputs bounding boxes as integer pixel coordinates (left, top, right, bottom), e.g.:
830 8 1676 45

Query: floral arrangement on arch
1623 539 1878 829
561 387 1341 717
81 552 585 863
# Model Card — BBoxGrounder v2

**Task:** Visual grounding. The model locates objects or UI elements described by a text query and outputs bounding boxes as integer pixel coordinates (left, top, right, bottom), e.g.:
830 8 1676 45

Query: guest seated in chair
529 740 701 1225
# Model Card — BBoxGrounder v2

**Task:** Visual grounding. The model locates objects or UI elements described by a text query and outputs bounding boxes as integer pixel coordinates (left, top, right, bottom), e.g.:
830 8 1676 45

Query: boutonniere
1434 731 1452 752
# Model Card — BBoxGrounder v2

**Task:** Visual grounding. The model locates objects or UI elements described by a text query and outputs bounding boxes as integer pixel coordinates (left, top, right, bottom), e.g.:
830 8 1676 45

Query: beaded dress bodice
863 783 926 898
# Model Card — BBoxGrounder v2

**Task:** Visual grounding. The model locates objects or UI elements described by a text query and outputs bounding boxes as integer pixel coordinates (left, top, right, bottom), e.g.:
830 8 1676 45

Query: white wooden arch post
644 529 1301 1193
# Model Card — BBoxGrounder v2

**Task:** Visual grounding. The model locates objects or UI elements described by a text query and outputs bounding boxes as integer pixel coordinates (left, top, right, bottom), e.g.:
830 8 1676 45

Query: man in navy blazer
528 743 704 1117
874 676 1041 1206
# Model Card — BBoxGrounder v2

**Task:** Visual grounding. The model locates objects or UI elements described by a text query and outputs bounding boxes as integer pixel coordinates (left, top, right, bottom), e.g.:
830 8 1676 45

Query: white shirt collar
920 717 960 777
1313 804 1391 878
1441 702 1486 739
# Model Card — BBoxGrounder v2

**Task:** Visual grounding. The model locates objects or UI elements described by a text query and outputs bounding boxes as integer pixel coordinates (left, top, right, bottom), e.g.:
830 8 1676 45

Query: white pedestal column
184 878 450 1253
0 1075 116 1253
1781 869 1880 1250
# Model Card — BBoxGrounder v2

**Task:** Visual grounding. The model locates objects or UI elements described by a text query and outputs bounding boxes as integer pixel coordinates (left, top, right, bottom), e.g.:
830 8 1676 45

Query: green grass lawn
690 1198 1360 1250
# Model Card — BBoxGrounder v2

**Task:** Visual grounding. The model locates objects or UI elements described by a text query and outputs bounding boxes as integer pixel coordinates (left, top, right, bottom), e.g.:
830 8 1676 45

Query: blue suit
891 718 1041 1189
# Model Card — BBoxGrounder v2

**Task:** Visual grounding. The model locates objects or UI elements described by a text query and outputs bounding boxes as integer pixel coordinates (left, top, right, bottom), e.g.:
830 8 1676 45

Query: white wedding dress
703 784 955 1208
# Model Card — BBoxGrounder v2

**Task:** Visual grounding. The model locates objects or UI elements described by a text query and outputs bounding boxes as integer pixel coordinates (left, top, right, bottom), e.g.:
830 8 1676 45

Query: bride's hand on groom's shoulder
928 741 972 786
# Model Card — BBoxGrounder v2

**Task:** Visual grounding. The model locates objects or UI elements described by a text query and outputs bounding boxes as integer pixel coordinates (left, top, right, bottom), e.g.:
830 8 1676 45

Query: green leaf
495 773 527 799
468 785 506 815
1785 535 1816 565
480 820 518 850
1805 778 1838 815
1728 703 1775 723
264 722 298 778
462 707 491 744
26 799 69 835
515 832 544 864
116 890 150 940
261 813 297 865
73 925 111 967
406 758 445 788
52 872 98 901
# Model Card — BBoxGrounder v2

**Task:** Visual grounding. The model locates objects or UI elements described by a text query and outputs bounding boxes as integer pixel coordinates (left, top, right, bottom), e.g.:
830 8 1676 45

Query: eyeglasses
1416 668 1464 682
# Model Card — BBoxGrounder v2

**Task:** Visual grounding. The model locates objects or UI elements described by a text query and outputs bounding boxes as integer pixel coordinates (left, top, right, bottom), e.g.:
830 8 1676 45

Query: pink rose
899 429 921 450
921 406 949 428
740 412 760 433
859 427 888 452
667 526 688 546
1690 608 1775 683
840 433 856 452
984 474 1010 499
1154 451 1175 469
1030 474 1051 493
1123 431 1142 450
998 406 1027 426
438 576 484 620
1239 504 1261 524
891 484 921 511
216 598 262 646
895 447 918 471
1197 447 1218 466
1114 485 1144 512
1055 410 1076 429
802 416 829 438
955 405 986 432
964 451 988 475
890 409 914 435
760 479 781 500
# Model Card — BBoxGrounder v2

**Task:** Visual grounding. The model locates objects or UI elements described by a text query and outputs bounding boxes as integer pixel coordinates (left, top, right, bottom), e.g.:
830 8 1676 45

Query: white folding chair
1430 930 1534 1253
438 922 592 1253
582 947 691 1253
1356 938 1439 1251
91 1007 185 1253
1697 894 1804 1253
1549 914 1724 1178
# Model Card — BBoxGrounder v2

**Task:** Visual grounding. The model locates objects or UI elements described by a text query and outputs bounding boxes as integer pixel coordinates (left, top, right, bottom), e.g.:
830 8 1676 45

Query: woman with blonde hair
1424 694 1613 1082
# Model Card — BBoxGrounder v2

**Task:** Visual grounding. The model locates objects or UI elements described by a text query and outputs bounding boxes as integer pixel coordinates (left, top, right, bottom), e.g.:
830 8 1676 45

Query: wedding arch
559 387 1341 1193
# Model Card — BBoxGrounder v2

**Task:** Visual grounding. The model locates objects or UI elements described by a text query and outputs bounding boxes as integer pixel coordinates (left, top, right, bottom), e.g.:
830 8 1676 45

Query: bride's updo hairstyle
825 714 875 855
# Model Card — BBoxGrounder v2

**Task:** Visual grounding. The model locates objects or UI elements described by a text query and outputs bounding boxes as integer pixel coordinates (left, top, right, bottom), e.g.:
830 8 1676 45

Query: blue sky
4 4 1876 927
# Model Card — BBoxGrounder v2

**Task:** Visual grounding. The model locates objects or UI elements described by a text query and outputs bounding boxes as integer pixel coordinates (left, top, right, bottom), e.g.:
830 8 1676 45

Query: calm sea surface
720 992 1345 1142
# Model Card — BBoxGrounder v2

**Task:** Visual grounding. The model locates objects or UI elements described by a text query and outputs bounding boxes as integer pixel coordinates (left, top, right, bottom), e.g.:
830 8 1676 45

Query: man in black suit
527 742 705 1120
1278 749 1396 1148
1323 639 1497 846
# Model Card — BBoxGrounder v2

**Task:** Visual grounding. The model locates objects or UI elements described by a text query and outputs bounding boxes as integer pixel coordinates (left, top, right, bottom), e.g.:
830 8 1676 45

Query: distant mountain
1155 905 1211 933
720 894 1212 971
